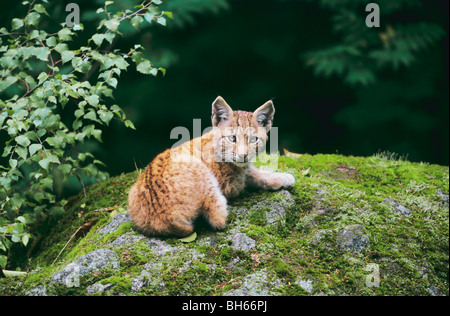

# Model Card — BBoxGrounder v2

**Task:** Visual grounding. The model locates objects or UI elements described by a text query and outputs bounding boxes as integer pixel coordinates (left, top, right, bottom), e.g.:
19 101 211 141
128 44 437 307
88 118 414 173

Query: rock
227 232 256 253
26 285 47 296
267 190 295 225
197 234 220 247
98 213 133 235
51 248 120 286
86 282 113 294
110 232 145 247
223 269 283 296
229 190 294 227
145 238 176 256
383 198 411 216
337 225 370 253
3 154 448 297
437 190 449 208
131 271 152 293
309 229 333 246
427 285 445 296
295 278 314 293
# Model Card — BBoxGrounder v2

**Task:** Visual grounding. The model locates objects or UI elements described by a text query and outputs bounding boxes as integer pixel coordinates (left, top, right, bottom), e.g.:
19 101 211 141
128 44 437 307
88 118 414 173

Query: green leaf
16 147 28 160
74 108 84 119
38 154 60 170
25 12 40 27
159 67 167 76
84 110 98 122
114 56 129 70
153 0 163 5
0 76 18 92
302 167 311 176
105 18 120 32
107 77 118 88
58 28 73 41
22 234 30 247
144 13 155 23
34 47 51 61
132 51 143 64
156 17 166 26
11 18 24 31
55 43 69 54
34 4 49 16
124 120 136 130
2 270 28 278
131 15 144 30
150 68 158 76
29 143 42 156
92 129 102 141
9 159 18 169
0 255 7 268
15 135 31 147
86 95 100 107
99 111 114 124
178 232 197 243
92 33 105 46
61 50 75 64
136 60 152 74
45 36 57 47
58 164 72 175
73 24 84 31
164 11 174 19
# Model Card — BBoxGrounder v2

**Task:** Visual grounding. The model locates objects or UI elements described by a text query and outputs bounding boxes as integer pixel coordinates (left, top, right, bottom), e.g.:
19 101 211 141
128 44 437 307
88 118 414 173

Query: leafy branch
0 0 173 269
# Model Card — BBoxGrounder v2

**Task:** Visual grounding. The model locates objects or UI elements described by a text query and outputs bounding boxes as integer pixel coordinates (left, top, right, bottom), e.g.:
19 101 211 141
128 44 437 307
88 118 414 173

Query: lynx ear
212 96 233 127
254 100 275 131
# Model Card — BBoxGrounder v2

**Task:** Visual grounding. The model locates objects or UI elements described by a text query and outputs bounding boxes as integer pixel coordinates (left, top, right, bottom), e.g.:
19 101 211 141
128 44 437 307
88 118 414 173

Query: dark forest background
1 0 449 195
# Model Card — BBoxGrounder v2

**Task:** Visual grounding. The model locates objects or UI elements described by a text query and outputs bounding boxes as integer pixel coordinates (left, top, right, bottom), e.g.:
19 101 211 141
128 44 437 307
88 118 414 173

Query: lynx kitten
128 96 295 236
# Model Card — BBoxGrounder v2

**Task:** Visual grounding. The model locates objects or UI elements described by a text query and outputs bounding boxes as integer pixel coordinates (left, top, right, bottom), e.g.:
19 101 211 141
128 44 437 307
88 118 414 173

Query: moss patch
1 154 448 296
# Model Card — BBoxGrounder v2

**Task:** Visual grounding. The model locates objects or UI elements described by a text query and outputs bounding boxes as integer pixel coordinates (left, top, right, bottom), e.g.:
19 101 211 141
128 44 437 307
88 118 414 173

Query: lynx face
213 123 268 164
211 97 275 166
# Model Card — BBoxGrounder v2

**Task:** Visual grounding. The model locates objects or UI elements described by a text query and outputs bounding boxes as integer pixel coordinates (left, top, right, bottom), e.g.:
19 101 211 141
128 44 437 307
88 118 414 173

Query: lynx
128 96 295 237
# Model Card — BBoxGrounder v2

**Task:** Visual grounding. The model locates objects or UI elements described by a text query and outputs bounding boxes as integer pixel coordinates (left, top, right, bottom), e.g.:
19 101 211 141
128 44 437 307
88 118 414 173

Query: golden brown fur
128 96 295 237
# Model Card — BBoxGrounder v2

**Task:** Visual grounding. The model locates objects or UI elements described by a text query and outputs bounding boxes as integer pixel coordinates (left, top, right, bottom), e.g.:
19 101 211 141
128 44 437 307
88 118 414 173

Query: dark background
1 0 449 182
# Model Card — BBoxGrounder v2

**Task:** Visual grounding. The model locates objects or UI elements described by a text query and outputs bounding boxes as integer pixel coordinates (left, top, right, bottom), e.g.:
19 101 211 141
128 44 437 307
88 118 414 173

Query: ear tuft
212 96 233 127
254 100 275 131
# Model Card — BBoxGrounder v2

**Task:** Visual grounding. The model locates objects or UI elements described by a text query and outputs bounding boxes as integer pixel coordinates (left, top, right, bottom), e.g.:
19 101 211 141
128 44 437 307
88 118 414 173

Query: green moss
271 258 295 279
100 276 132 294
248 208 267 226
2 154 448 296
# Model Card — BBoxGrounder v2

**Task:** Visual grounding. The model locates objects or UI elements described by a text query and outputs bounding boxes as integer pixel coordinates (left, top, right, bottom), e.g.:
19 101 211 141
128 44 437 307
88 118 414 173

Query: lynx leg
201 182 228 230
246 165 295 190
168 206 196 237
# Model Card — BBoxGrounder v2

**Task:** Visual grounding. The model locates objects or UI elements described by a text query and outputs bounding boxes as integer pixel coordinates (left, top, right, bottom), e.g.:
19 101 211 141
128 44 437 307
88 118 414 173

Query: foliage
162 0 229 28
0 0 172 268
303 0 446 85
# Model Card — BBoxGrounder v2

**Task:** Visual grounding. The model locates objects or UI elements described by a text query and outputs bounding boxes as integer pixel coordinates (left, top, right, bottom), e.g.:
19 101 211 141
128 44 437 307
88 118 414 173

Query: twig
51 224 84 266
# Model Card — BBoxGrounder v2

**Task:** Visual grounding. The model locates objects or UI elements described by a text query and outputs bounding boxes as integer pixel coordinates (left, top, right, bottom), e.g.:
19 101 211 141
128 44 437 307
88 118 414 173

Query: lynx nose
236 153 249 162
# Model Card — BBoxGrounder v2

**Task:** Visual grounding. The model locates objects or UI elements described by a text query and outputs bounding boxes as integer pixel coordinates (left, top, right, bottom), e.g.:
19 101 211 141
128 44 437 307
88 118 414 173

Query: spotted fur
128 96 295 236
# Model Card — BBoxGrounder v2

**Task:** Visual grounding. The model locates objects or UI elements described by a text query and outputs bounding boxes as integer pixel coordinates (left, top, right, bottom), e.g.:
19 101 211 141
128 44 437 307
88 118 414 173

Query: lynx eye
226 135 237 143
249 136 259 144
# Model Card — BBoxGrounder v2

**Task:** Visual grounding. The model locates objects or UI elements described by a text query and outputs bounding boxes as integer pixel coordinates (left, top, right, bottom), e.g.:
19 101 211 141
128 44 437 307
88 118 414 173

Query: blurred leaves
303 0 446 86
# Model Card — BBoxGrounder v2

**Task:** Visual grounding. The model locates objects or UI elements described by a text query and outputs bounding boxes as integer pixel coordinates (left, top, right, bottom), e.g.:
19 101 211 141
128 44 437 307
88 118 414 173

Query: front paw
279 173 295 188
269 172 296 190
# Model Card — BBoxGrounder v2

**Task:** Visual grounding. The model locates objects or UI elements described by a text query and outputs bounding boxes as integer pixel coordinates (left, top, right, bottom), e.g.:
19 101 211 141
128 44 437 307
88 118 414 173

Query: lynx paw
269 172 295 190
279 172 295 188
209 215 227 230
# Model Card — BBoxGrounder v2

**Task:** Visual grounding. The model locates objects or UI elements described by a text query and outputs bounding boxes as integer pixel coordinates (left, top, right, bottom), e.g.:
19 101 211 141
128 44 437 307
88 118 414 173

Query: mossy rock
1 154 448 296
